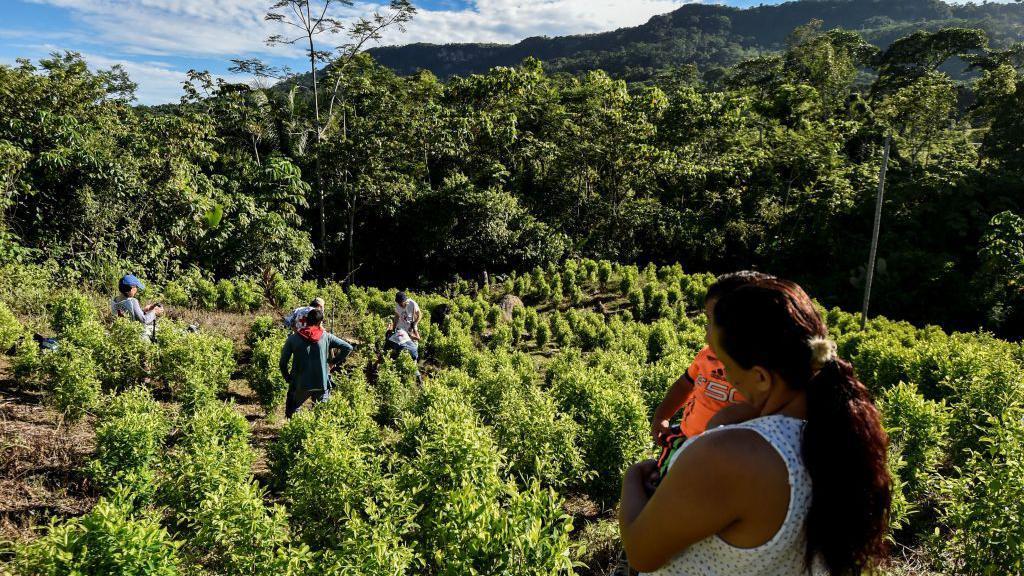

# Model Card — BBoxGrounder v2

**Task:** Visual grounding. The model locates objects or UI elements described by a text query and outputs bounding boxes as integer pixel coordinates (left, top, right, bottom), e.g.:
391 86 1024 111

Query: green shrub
88 388 169 506
98 318 151 390
878 382 950 507
493 383 586 488
193 277 218 310
490 322 514 351
50 290 95 334
597 261 612 288
0 300 23 352
268 391 380 491
233 278 264 312
373 354 420 425
160 401 255 517
186 480 313 576
162 280 191 307
430 322 476 368
14 498 181 576
550 313 574 348
293 280 320 307
247 334 288 414
646 320 678 362
42 343 101 420
286 430 416 565
627 287 645 315
266 271 295 309
155 325 234 414
246 315 279 348
547 351 649 502
13 335 42 383
216 279 236 310
939 409 1024 575
535 318 551 348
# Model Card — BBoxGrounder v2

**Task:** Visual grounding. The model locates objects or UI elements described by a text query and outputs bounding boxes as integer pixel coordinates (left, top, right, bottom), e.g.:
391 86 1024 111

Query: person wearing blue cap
111 274 164 340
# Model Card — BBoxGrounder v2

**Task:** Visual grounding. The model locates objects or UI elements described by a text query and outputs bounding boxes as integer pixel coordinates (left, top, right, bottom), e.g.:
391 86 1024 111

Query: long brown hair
713 278 891 575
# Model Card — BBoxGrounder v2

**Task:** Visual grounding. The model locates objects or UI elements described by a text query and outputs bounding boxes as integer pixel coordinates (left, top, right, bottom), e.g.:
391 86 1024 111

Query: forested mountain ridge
365 0 1024 80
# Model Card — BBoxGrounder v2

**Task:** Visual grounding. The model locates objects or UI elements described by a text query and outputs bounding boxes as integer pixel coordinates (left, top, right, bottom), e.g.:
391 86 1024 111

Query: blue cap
120 274 145 291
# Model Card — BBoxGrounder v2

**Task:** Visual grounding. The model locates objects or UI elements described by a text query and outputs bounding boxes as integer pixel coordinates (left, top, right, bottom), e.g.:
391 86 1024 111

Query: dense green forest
2 13 1024 338
367 0 1024 81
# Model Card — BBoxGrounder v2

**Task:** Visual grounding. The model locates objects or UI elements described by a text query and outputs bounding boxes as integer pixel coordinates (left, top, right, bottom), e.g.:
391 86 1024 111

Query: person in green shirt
279 308 353 418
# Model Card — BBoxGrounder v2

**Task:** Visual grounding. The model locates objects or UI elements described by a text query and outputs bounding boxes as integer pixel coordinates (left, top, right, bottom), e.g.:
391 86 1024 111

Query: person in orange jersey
650 271 773 481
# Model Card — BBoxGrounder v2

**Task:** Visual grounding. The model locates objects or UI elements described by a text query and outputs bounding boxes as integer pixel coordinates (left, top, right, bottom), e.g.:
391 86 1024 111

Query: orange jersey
678 346 746 437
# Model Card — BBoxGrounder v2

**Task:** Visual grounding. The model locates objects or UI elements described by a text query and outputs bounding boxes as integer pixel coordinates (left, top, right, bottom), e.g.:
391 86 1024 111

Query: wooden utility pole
861 133 891 329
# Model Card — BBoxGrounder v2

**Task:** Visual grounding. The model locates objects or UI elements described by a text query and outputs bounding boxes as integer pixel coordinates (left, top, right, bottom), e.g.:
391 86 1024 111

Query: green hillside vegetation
365 0 1024 81
5 18 1024 339
2 259 1023 574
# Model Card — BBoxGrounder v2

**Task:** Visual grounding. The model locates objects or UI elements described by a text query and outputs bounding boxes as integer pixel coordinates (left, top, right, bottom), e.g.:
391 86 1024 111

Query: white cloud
25 0 698 59
384 0 698 45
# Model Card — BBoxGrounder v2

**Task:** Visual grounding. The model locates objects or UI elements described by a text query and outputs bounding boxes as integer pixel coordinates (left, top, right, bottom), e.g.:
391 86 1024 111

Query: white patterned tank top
643 415 824 576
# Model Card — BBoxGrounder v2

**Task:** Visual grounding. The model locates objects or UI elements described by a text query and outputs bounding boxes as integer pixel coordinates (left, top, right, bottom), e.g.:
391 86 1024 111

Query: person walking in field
111 274 164 341
279 308 353 418
620 277 891 575
649 271 770 481
284 297 325 332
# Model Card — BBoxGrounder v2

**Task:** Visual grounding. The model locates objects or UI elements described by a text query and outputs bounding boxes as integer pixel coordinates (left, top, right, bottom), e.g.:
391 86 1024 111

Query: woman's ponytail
804 358 891 575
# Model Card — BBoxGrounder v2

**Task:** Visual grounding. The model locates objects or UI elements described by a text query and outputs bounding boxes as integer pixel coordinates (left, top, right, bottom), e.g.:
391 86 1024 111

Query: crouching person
279 308 353 418
111 274 164 342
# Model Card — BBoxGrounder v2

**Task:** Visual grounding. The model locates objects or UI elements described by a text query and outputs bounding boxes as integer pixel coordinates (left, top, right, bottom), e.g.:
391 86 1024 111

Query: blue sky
0 0 1004 104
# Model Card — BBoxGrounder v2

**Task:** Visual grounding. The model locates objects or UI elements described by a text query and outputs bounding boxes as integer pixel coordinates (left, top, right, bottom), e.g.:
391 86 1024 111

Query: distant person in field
284 297 325 332
650 271 770 481
391 291 421 340
385 291 421 360
620 277 891 575
111 274 164 341
279 308 353 418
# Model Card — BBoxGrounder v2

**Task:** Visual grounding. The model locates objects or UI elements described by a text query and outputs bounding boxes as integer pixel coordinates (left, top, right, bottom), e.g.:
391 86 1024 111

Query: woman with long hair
619 277 891 575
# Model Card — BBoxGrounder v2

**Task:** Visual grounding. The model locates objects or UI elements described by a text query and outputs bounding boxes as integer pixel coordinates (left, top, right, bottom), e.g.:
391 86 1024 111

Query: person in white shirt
284 297 325 332
391 291 420 340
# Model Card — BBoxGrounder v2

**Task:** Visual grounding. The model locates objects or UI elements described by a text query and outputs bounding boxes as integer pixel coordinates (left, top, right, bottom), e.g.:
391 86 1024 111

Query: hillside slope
365 0 1024 80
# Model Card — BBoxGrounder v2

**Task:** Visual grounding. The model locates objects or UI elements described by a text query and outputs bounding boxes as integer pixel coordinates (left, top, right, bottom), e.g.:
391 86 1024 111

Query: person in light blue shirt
111 274 163 341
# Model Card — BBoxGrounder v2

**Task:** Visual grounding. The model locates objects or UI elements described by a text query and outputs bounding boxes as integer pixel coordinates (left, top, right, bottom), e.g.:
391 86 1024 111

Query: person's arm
619 432 747 572
326 333 354 368
279 339 293 383
651 371 696 443
130 299 156 325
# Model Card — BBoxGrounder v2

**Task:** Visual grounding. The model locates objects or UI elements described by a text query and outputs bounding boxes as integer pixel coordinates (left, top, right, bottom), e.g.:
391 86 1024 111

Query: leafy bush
13 498 181 576
430 322 476 368
535 317 551 348
939 410 1024 575
0 300 23 352
233 278 264 312
247 334 288 414
597 260 612 287
42 343 101 420
159 401 255 517
373 353 420 425
88 388 169 506
186 480 313 576
268 390 380 491
154 325 234 413
547 350 649 502
162 280 191 307
246 315 279 348
216 279 236 310
878 382 950 507
50 290 95 334
193 277 218 310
